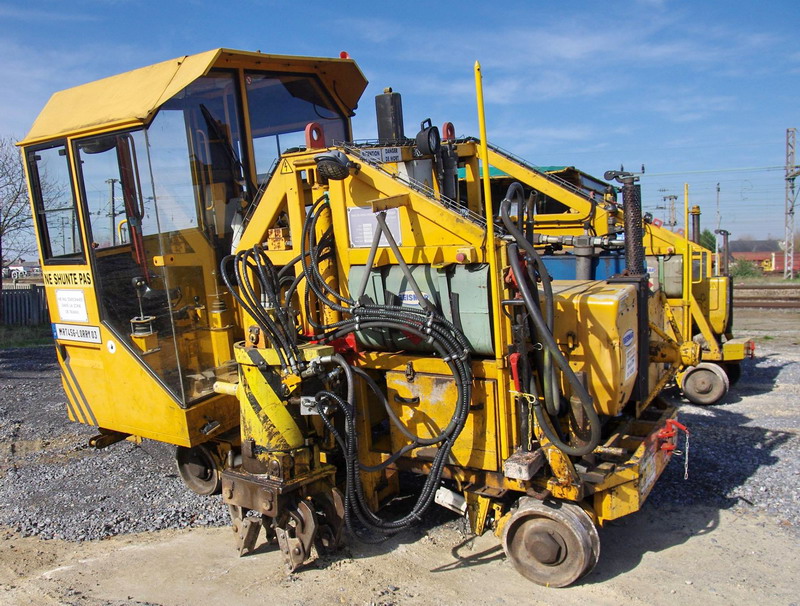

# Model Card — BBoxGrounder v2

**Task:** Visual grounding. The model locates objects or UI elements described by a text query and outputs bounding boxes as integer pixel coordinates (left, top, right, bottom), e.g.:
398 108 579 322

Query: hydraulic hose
303 196 354 308
233 248 299 368
252 245 297 350
508 244 601 455
220 252 291 372
500 187 560 416
219 186 476 540
225 194 473 535
296 194 474 538
317 354 353 402
350 366 435 447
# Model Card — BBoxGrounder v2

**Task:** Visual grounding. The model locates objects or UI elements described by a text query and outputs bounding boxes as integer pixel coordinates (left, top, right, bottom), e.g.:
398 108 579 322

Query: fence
1 285 50 325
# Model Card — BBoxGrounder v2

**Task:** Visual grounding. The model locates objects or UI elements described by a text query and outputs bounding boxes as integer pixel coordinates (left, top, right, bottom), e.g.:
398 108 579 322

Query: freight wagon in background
729 239 800 274
19 48 739 587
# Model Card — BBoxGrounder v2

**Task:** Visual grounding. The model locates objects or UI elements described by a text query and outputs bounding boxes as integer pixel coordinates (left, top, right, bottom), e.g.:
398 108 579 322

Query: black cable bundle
219 192 475 538
220 245 301 373
300 195 474 537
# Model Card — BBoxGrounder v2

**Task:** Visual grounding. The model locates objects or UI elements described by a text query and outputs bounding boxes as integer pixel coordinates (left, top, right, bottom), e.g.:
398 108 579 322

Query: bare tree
0 136 36 274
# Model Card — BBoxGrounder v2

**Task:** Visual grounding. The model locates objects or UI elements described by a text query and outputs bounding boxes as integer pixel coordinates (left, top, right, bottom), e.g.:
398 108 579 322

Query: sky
1 0 798 240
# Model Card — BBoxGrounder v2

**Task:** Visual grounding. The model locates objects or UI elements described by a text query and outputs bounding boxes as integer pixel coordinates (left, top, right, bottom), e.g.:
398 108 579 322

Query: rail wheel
681 362 730 405
501 498 600 587
176 444 222 495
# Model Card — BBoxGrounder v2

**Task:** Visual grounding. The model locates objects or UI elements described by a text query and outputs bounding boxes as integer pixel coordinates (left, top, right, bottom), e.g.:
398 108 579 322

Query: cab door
26 141 103 428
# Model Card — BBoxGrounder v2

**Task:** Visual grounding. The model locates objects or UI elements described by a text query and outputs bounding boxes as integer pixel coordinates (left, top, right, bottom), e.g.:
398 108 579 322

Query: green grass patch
0 325 54 349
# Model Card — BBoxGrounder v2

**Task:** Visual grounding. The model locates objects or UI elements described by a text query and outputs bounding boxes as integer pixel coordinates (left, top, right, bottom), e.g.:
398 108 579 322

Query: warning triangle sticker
280 160 293 174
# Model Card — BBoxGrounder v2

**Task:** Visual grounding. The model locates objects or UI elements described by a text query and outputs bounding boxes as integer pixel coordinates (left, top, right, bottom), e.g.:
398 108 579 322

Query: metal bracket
228 504 262 556
274 500 318 571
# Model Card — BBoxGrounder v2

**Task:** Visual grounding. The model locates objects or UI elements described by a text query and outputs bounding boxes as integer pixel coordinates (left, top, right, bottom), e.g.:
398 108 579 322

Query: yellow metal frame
480 146 747 368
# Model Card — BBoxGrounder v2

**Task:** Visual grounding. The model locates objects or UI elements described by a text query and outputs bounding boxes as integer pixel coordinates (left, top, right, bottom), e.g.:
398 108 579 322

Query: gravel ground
0 347 230 541
649 354 800 530
1 325 798 544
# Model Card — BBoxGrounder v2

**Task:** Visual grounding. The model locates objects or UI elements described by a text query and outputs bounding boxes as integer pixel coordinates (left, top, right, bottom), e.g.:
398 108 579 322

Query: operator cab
21 49 367 409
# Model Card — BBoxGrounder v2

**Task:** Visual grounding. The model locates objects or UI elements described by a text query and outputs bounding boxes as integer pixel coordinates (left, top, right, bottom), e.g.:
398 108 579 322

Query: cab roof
20 48 368 146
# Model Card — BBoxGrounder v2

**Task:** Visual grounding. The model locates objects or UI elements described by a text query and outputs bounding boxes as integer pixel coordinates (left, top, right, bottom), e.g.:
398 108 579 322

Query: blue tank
540 253 626 280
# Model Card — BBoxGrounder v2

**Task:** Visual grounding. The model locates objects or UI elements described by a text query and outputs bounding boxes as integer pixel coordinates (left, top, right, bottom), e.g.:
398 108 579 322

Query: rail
733 283 800 309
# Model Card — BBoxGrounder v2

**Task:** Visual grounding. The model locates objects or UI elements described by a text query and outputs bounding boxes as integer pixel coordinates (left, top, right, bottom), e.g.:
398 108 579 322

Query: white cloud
331 16 401 45
344 8 786 85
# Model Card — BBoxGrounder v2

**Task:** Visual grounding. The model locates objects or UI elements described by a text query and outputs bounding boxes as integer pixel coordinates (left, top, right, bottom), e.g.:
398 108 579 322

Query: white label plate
55 289 89 322
381 147 402 162
360 149 382 163
347 207 401 248
53 323 101 344
625 344 637 381
360 147 402 163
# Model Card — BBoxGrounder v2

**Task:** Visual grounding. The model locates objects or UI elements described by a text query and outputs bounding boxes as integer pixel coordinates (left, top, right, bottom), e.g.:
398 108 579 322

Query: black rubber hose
319 354 354 403
284 248 334 308
251 246 298 353
300 203 351 314
316 319 471 533
500 188 560 416
303 198 354 307
298 192 474 535
508 243 601 455
350 367 426 447
251 245 279 307
322 319 472 442
276 227 333 280
234 250 297 367
220 253 289 371
240 249 299 365
309 208 352 305
318 388 454 535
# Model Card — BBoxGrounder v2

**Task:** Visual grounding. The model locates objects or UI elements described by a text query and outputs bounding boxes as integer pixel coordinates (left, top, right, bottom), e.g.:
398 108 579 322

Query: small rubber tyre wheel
176 444 222 495
681 362 730 405
502 498 599 587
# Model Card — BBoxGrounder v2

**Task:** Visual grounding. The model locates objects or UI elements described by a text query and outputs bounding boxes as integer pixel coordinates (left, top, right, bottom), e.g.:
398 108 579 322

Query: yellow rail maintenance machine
463 151 755 405
20 49 690 587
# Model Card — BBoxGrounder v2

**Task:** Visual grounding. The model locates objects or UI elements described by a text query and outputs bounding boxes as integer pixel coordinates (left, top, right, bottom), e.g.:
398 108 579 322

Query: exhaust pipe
715 228 730 276
604 170 649 402
690 205 701 245
604 171 645 275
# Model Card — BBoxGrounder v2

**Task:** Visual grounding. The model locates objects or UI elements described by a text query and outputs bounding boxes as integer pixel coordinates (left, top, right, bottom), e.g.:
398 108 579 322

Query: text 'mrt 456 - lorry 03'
19 48 732 587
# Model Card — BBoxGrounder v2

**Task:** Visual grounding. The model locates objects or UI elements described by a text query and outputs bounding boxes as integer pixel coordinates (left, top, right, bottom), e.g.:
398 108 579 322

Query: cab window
245 73 347 181
27 143 83 261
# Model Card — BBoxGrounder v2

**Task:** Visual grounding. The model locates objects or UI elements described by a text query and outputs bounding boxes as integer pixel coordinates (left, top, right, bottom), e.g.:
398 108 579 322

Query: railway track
733 282 800 309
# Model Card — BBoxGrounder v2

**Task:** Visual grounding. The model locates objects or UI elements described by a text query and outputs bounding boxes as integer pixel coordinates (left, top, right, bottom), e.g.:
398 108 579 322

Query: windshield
245 72 347 181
